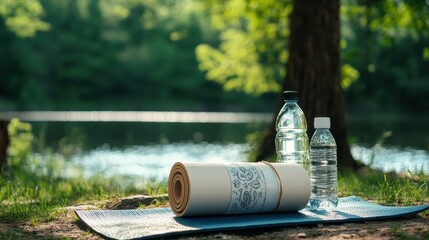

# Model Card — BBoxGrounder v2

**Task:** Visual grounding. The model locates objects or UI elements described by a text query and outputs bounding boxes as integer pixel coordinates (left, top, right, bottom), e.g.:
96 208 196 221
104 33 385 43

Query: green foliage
0 0 50 37
342 0 429 113
341 64 360 89
423 47 429 60
195 0 364 96
196 0 290 95
7 118 34 170
0 0 271 112
197 0 429 113
0 0 428 113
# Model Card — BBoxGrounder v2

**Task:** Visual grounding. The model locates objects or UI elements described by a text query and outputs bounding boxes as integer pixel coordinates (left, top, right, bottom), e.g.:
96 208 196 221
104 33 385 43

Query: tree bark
257 0 358 169
0 119 9 173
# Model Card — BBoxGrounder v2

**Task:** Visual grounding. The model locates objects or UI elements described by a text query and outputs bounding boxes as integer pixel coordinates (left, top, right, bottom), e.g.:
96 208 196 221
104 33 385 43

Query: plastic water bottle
308 117 338 211
275 91 309 170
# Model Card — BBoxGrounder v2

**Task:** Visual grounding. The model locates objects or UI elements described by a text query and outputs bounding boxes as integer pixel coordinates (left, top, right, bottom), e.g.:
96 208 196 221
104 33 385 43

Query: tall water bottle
308 117 338 211
275 91 309 170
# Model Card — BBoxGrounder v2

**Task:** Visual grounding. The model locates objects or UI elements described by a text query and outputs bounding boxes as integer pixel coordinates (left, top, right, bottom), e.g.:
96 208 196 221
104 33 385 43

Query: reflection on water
351 145 429 174
72 143 251 181
69 142 429 181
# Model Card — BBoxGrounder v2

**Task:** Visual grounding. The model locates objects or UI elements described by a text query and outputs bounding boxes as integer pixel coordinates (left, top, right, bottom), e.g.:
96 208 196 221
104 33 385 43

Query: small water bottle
308 117 338 211
275 91 309 170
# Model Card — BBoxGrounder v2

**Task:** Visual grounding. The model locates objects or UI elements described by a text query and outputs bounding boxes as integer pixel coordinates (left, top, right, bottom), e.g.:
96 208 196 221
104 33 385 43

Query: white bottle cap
314 117 330 128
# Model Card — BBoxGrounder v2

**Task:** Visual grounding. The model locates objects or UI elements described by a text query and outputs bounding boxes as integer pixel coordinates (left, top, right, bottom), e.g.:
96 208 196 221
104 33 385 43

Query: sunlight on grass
339 168 429 204
0 119 165 223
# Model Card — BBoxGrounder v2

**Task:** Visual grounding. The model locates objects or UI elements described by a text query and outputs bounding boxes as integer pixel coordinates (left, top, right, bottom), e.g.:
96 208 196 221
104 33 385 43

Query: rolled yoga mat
168 162 311 216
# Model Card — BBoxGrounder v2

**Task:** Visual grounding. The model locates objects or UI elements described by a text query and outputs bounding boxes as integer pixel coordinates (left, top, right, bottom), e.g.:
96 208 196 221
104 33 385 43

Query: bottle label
224 163 267 214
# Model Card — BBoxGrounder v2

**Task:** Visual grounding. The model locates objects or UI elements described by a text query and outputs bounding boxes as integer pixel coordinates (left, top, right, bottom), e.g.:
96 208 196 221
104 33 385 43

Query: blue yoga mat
75 196 429 240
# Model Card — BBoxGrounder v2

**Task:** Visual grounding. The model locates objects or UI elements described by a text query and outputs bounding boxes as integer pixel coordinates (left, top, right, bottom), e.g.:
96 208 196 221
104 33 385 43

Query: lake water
72 142 429 183
3 111 428 182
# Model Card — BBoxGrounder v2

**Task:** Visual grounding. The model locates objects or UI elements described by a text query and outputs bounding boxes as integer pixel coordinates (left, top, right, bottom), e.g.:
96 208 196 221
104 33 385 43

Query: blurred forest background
0 0 428 115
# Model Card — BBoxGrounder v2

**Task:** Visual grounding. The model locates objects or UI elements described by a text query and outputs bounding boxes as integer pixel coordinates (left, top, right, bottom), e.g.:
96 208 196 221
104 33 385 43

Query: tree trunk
0 119 9 173
257 0 358 169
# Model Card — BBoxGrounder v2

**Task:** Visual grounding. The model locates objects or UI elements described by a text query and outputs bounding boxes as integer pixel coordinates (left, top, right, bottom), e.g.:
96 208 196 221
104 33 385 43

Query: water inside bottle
308 145 338 211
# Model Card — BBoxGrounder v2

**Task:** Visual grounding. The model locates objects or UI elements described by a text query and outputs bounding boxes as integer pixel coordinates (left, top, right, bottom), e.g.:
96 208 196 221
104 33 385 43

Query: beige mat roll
168 162 310 217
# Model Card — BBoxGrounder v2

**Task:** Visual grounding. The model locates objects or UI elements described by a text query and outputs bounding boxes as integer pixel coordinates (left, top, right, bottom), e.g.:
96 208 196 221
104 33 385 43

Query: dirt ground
2 196 428 240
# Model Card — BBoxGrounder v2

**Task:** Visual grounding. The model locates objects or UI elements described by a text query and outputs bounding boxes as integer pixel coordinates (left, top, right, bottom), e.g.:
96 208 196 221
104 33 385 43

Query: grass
0 174 147 223
339 168 429 205
0 119 167 224
0 163 168 223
